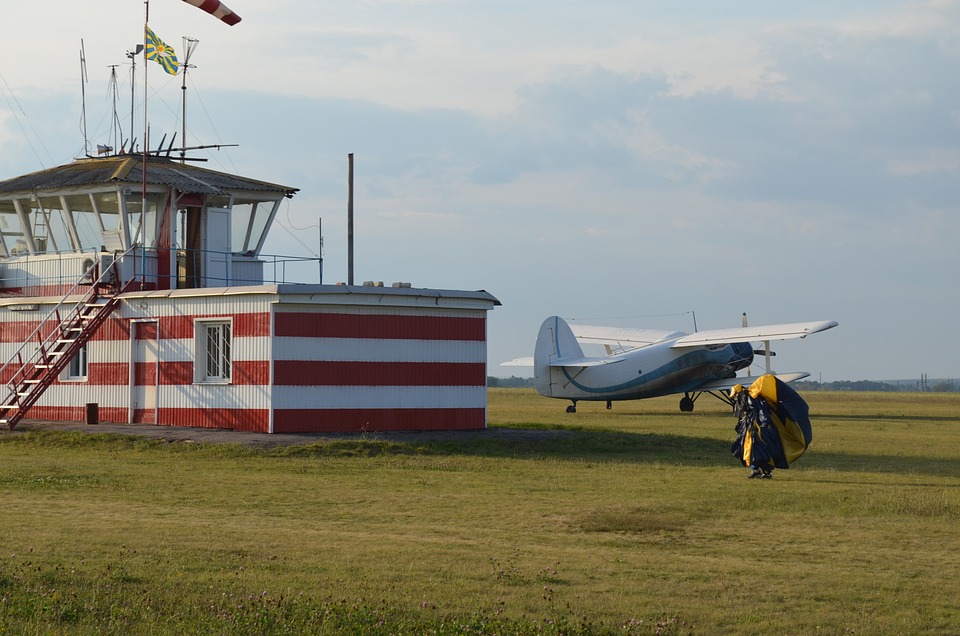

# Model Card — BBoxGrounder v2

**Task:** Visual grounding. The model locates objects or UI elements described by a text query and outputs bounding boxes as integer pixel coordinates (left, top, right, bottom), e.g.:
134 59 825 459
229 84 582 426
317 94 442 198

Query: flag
181 0 242 26
145 26 179 75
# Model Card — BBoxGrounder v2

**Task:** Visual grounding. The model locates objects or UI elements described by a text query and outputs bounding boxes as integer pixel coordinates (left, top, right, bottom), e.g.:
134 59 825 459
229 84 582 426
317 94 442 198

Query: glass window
65 344 88 380
195 320 232 383
0 201 27 254
92 192 121 233
124 193 164 247
64 194 102 251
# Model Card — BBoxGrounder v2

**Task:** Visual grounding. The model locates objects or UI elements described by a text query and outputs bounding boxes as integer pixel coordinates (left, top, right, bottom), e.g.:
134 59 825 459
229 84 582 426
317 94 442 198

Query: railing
0 247 323 294
0 246 134 403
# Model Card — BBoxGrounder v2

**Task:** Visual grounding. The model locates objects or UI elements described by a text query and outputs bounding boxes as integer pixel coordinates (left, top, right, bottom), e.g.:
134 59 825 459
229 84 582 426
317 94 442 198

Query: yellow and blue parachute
730 374 812 470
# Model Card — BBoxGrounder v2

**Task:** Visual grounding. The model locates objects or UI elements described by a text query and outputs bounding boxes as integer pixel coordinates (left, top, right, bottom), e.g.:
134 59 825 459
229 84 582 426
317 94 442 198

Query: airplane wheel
565 404 577 414
606 400 612 410
679 396 694 412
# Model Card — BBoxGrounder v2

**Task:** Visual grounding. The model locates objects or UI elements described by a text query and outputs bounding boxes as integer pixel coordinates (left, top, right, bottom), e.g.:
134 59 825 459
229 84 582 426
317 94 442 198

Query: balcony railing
0 247 323 297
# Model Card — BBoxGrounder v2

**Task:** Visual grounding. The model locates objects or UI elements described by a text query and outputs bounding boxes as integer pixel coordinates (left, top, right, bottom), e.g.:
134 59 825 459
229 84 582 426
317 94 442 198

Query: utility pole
347 153 354 285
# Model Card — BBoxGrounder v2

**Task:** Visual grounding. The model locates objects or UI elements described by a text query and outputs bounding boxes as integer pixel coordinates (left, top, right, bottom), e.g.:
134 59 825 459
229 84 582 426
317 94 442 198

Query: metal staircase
0 256 126 429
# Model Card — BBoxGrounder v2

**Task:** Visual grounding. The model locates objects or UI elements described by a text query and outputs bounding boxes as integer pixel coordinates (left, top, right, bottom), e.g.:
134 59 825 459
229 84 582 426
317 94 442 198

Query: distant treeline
793 379 959 392
488 376 536 388
488 377 959 392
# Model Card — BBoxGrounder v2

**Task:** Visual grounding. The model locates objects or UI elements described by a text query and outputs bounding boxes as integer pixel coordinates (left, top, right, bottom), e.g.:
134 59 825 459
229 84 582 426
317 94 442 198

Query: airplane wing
696 372 810 393
549 356 623 368
569 324 684 347
500 354 621 368
671 320 838 348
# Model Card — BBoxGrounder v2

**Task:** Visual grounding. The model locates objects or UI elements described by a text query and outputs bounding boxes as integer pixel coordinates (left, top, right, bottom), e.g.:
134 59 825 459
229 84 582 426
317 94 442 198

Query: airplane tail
534 316 584 397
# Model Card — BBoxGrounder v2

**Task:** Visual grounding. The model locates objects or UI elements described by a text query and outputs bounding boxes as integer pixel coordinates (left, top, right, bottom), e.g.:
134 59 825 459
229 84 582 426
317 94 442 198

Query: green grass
1 390 958 634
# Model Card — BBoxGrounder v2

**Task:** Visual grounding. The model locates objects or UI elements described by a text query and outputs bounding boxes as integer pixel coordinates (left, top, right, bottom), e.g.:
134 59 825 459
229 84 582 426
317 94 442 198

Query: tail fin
534 316 584 397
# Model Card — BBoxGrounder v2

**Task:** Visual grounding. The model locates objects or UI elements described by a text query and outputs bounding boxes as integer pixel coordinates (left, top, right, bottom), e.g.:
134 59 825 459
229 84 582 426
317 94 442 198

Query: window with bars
195 320 232 383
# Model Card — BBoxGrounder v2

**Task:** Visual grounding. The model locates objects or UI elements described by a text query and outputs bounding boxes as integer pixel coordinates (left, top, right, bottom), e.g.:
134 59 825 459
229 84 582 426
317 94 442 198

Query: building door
203 207 231 287
180 207 203 289
132 321 159 424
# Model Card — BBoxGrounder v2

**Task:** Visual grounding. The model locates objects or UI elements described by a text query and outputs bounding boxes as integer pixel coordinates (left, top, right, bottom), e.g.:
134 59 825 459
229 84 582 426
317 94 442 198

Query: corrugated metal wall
271 303 489 433
0 288 494 434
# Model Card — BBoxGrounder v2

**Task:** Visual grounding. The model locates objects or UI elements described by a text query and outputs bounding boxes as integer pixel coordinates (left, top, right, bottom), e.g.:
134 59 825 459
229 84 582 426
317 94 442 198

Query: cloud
886 151 960 176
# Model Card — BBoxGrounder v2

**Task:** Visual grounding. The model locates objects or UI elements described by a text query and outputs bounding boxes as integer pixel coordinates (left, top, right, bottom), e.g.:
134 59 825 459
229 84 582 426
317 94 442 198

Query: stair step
0 286 119 431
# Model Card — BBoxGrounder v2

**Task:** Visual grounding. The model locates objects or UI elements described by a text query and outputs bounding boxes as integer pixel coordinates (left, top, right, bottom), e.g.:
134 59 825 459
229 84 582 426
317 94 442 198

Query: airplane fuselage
535 336 754 402
524 315 836 412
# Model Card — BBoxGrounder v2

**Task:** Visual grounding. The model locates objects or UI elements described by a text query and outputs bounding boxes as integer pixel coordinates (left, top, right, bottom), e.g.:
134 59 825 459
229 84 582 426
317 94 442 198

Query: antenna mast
180 37 199 164
126 44 143 151
79 39 90 156
106 65 121 153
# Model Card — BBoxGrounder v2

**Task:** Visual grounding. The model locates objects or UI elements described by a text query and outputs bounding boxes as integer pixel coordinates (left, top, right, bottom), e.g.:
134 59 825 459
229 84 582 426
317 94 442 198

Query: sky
1 0 959 382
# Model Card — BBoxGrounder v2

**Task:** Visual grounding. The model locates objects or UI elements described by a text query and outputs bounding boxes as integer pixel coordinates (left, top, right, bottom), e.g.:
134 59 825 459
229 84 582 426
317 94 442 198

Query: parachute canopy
731 374 813 470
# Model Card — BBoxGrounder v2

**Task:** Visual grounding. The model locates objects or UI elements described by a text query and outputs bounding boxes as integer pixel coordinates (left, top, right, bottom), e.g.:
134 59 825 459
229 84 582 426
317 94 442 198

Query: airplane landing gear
566 401 577 413
606 400 612 410
679 395 695 412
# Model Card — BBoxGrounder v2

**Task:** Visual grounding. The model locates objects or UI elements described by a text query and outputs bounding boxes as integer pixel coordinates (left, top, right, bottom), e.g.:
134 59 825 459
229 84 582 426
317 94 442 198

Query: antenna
180 37 199 164
126 44 143 150
80 39 90 156
107 65 121 153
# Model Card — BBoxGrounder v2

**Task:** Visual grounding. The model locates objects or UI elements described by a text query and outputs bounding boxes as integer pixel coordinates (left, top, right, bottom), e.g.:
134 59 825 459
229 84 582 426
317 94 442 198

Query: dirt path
8 418 567 448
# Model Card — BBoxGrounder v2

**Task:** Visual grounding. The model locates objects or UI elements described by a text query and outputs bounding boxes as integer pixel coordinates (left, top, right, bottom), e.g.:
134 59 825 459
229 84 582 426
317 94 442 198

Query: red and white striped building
0 157 498 433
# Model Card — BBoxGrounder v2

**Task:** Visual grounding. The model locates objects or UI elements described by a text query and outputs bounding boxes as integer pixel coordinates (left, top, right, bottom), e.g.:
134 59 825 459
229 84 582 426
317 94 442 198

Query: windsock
180 0 242 26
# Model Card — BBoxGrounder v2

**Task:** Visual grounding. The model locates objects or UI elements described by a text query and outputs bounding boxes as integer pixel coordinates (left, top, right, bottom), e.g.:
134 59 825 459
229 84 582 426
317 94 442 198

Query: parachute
730 374 813 473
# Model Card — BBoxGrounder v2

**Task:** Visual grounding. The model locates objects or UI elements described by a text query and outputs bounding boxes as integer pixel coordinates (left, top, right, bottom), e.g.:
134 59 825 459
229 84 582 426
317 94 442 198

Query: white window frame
194 318 233 384
62 343 89 382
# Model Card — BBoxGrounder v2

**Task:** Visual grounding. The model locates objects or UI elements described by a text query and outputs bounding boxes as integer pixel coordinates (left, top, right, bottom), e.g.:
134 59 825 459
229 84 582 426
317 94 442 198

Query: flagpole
142 0 149 260
143 0 150 157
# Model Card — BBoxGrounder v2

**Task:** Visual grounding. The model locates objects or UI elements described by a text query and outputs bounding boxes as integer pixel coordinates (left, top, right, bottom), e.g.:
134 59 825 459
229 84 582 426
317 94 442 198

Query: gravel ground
7 418 570 448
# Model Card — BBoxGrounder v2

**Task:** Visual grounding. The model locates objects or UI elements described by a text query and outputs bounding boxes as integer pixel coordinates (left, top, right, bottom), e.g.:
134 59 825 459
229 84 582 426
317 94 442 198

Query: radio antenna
126 43 143 151
180 37 199 163
79 39 90 156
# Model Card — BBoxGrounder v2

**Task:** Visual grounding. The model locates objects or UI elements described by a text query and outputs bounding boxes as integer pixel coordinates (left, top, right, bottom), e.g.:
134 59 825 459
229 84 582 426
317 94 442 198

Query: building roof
0 284 502 311
0 155 299 198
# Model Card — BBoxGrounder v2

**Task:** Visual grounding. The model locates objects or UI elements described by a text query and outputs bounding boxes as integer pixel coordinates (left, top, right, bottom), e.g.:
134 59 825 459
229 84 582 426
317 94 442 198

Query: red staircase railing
0 251 132 429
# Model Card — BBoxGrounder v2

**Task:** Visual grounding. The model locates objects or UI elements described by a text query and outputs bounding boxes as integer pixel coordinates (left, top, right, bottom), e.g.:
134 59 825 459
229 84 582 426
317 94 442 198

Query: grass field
1 389 958 634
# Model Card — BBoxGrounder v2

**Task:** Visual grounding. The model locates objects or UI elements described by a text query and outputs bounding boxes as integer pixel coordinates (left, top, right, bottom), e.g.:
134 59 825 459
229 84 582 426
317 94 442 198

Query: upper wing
568 324 684 356
548 357 623 368
500 355 621 369
671 320 838 348
569 324 683 346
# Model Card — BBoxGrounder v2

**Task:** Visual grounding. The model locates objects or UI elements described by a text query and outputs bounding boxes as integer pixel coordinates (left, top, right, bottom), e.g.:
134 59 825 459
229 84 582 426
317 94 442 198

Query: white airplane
504 314 838 413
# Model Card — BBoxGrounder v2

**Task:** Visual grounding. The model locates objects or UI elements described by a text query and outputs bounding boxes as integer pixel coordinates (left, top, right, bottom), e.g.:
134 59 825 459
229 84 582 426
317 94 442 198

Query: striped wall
0 287 496 434
271 305 489 433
